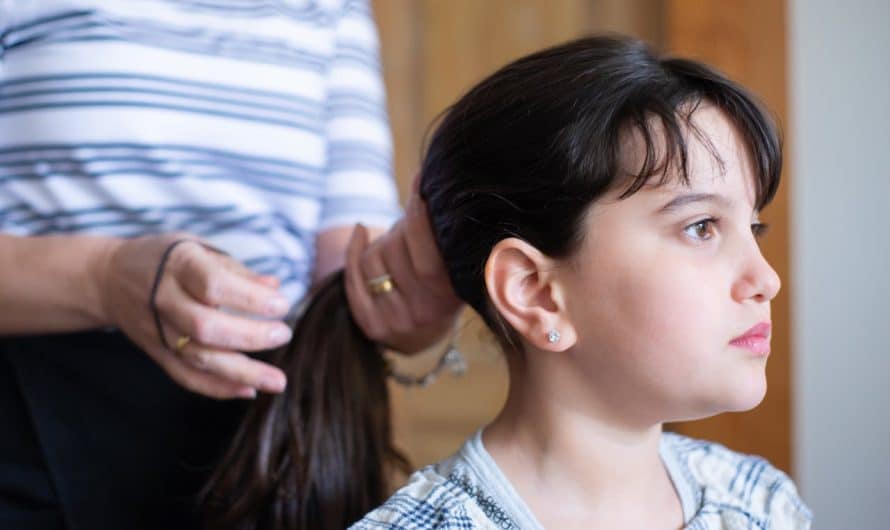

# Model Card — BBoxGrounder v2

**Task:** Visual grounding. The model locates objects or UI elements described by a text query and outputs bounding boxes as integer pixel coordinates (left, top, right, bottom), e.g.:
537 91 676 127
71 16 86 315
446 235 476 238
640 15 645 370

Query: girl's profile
203 35 813 530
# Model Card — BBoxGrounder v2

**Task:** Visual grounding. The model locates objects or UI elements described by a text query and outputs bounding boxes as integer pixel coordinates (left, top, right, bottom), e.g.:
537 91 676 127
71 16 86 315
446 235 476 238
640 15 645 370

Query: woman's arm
0 233 118 333
0 232 294 399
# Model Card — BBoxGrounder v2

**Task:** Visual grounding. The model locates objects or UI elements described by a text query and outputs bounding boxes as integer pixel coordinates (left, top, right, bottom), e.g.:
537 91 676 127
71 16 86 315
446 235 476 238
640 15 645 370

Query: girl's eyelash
684 219 770 241
752 222 769 239
684 217 719 240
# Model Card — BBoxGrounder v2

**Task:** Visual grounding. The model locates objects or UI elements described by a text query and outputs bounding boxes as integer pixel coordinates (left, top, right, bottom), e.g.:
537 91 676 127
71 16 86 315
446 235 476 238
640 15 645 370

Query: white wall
790 0 890 527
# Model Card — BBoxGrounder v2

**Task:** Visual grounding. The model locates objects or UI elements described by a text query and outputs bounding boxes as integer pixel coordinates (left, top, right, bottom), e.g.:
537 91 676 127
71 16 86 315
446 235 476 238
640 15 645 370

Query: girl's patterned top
352 430 813 529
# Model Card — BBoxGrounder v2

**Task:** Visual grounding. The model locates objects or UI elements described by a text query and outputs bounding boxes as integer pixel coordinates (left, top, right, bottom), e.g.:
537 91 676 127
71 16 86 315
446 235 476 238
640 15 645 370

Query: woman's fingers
216 252 283 289
175 339 287 394
344 224 381 338
376 228 425 332
148 343 258 400
156 280 292 352
361 250 412 339
403 183 454 296
345 218 462 351
172 243 290 318
159 316 287 396
101 233 291 400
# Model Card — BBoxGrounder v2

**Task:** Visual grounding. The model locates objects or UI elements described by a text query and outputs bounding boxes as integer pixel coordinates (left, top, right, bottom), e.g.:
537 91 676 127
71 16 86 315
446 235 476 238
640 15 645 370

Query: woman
0 1 458 528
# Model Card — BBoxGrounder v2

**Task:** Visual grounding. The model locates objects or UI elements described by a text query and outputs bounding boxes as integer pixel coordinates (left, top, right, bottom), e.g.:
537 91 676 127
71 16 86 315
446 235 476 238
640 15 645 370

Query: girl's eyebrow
657 192 732 214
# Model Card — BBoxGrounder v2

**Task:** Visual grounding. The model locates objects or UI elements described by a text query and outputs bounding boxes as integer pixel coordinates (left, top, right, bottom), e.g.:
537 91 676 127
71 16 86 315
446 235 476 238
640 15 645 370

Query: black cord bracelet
148 239 229 350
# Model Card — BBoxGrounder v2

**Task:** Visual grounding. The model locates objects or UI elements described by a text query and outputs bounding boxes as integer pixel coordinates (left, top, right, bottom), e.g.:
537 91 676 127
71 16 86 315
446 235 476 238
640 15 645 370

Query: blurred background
372 1 889 527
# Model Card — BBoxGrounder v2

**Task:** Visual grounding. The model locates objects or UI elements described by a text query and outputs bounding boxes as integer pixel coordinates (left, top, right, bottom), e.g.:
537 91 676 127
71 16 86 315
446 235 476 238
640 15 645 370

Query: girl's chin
670 376 768 421
722 375 769 413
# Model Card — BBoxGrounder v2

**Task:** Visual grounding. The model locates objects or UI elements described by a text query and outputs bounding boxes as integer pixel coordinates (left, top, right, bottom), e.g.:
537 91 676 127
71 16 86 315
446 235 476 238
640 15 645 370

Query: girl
204 35 813 529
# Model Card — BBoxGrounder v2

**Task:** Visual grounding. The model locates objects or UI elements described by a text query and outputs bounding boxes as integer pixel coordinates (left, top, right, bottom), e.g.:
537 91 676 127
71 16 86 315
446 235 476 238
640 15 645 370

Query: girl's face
560 105 780 424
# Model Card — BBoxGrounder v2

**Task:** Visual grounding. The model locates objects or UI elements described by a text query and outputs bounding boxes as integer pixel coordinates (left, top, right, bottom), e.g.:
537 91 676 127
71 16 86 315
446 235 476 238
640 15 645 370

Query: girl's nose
732 245 782 304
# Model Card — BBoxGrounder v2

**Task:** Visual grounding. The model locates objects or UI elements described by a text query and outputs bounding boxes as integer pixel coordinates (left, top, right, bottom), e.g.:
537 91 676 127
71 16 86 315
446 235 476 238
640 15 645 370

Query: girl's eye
684 218 718 241
752 222 770 240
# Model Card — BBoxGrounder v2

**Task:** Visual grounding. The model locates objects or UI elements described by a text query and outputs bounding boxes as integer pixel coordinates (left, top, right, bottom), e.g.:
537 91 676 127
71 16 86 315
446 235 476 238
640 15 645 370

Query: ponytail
200 270 409 529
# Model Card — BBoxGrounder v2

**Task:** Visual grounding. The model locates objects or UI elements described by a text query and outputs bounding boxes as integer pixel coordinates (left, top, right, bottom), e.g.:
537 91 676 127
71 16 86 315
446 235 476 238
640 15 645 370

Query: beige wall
790 0 890 524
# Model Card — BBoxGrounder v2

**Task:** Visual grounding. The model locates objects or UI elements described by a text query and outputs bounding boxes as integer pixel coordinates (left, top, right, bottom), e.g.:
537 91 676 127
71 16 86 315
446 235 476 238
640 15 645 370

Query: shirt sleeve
319 0 401 231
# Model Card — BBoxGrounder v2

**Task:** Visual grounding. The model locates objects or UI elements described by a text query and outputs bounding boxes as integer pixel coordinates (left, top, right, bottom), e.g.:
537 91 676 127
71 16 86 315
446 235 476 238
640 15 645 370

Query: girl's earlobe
536 320 576 352
547 329 561 343
537 279 577 352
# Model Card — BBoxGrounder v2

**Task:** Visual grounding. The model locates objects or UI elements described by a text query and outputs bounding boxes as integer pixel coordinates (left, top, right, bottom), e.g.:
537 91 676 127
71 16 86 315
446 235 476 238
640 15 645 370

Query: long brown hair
200 271 408 529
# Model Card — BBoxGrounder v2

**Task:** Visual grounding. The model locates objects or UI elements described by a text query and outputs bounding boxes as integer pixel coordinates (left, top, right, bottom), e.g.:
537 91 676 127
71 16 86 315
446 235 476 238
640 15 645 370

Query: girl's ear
484 238 576 352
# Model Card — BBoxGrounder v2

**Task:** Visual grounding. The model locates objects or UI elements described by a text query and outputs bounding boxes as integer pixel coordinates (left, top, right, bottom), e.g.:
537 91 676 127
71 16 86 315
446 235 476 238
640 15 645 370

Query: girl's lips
730 322 772 355
730 336 771 355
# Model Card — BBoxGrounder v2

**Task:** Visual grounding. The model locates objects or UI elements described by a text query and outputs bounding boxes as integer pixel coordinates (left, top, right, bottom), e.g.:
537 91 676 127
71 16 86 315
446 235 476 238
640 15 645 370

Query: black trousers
0 331 245 530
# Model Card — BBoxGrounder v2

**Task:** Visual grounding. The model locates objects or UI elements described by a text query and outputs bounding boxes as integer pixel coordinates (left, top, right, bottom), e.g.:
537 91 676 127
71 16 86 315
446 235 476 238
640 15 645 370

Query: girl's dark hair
420 36 781 344
201 35 781 529
200 271 409 529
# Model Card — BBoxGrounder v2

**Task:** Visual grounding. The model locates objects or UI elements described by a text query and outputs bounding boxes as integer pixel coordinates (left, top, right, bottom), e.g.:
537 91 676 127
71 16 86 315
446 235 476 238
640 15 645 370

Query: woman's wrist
88 236 126 328
0 234 124 333
379 311 460 354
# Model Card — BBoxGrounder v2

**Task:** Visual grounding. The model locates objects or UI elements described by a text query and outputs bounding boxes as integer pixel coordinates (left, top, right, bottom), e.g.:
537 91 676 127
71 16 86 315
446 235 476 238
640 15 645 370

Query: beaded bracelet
386 336 467 388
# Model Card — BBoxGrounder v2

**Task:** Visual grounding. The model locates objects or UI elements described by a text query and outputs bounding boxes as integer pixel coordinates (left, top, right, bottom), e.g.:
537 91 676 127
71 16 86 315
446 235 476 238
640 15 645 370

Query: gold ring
175 335 191 354
367 273 395 295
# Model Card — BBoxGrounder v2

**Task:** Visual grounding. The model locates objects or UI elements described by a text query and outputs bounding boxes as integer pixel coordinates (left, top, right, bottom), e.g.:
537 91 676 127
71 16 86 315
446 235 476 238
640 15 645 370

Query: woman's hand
344 176 463 353
97 233 292 399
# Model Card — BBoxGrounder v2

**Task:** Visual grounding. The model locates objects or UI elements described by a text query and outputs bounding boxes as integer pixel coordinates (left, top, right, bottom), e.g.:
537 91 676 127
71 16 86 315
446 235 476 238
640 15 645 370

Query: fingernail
238 387 257 399
268 325 292 344
262 375 287 393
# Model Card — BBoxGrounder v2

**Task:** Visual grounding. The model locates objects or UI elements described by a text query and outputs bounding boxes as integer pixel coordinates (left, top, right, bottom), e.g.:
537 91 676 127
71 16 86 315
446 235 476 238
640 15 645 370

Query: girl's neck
481 357 684 528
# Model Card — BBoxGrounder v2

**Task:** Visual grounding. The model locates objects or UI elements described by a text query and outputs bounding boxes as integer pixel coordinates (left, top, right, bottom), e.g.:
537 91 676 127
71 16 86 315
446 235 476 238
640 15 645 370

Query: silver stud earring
547 329 561 343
